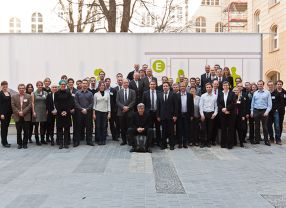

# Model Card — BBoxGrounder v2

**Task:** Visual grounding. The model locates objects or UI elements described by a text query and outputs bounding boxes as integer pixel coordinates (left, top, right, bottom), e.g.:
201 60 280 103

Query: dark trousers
15 118 29 146
68 113 76 143
211 115 220 143
109 111 117 140
75 110 93 144
278 109 285 138
149 111 161 145
96 111 108 142
47 114 56 141
267 110 281 141
220 113 235 148
127 128 152 149
161 119 175 148
246 117 255 141
235 116 246 144
201 112 214 145
0 115 11 145
119 113 132 143
190 117 200 144
177 113 190 145
34 122 47 140
253 109 269 143
28 121 36 141
57 126 70 146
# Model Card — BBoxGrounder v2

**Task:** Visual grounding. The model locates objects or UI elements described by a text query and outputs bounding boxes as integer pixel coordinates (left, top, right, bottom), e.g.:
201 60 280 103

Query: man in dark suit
157 82 178 150
177 82 194 148
127 103 152 153
216 68 227 91
46 84 58 146
207 67 218 84
217 81 236 149
129 72 144 110
11 84 32 149
127 64 140 81
142 68 158 92
142 80 161 146
201 65 211 94
116 79 136 145
157 76 168 93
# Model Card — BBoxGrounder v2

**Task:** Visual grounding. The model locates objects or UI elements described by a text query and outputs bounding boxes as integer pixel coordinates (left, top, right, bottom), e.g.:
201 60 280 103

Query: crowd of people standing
0 63 285 152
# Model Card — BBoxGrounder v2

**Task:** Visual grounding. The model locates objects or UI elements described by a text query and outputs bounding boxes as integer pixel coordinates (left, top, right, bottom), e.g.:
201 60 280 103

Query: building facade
248 0 286 82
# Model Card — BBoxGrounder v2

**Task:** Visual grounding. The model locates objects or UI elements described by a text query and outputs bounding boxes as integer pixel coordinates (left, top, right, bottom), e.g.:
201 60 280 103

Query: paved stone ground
0 133 286 208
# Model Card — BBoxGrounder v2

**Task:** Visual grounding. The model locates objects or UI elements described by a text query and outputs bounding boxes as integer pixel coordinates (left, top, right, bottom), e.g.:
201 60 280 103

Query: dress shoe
206 144 211 148
73 143 79 147
87 142 95 146
102 141 106 145
200 144 205 148
160 146 167 150
194 143 199 146
265 141 271 146
36 141 42 146
120 142 127 146
183 145 188 149
17 145 22 149
51 141 55 146
112 138 119 141
178 144 182 149
147 148 152 153
41 140 48 145
98 141 103 145
23 145 28 149
240 143 244 148
129 148 135 152
64 145 69 149
254 141 260 144
59 145 63 149
2 144 10 148
269 137 275 143
211 141 216 146
170 146 175 150
276 140 282 145
227 146 233 149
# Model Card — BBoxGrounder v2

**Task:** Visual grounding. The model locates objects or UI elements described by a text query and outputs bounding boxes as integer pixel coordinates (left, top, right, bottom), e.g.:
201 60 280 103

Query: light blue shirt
251 89 272 114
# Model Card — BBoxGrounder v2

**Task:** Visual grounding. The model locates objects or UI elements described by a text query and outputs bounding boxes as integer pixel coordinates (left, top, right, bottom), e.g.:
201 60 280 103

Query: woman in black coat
54 80 74 149
0 81 13 147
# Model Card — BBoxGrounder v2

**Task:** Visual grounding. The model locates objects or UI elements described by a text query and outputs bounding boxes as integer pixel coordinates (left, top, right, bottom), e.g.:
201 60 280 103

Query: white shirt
163 90 169 101
149 89 157 110
199 92 218 116
123 88 129 101
223 90 229 107
181 92 187 113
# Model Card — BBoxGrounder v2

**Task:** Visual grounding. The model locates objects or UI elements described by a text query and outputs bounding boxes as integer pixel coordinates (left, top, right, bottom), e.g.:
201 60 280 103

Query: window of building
254 10 260 33
202 0 220 6
177 6 183 23
195 17 206 32
270 25 278 51
9 17 21 33
267 71 280 83
31 12 43 33
215 22 223 32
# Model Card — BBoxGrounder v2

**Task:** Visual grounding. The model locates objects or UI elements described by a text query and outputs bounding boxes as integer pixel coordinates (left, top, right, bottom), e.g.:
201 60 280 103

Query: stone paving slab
0 135 286 207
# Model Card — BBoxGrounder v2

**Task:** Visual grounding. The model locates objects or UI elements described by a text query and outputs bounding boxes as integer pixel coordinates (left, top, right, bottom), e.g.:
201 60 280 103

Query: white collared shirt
199 92 218 116
181 92 187 113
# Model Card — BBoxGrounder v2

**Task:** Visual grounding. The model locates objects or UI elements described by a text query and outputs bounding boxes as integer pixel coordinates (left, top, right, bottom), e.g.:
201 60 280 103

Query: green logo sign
152 60 166 73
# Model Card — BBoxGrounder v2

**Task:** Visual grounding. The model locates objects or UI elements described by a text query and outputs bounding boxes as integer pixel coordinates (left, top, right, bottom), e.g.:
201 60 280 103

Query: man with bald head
201 65 211 94
116 79 136 145
127 64 140 81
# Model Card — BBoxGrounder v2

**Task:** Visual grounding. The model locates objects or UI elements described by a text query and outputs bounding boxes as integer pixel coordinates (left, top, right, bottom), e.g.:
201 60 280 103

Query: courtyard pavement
0 133 286 208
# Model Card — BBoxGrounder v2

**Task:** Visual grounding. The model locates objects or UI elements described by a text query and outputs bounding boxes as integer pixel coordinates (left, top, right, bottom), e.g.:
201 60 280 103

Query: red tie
214 90 216 95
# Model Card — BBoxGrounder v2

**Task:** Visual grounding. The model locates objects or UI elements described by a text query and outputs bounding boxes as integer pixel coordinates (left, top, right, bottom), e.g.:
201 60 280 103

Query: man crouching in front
127 103 152 153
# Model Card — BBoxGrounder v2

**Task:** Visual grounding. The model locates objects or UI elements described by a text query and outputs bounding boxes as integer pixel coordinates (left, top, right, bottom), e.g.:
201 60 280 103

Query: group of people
0 63 285 152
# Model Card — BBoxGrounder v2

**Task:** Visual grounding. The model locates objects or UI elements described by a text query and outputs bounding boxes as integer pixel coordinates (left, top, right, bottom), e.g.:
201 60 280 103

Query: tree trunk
120 0 131 32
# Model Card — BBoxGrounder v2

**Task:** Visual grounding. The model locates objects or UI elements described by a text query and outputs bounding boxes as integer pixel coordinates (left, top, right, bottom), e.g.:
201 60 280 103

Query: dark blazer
54 89 74 127
217 91 236 115
129 79 144 106
177 92 194 118
200 73 210 93
109 87 117 114
224 76 234 90
46 93 56 113
116 88 136 117
11 93 32 122
142 76 158 91
131 112 151 131
216 76 228 91
157 91 178 120
142 90 160 112
0 91 13 116
234 94 248 118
